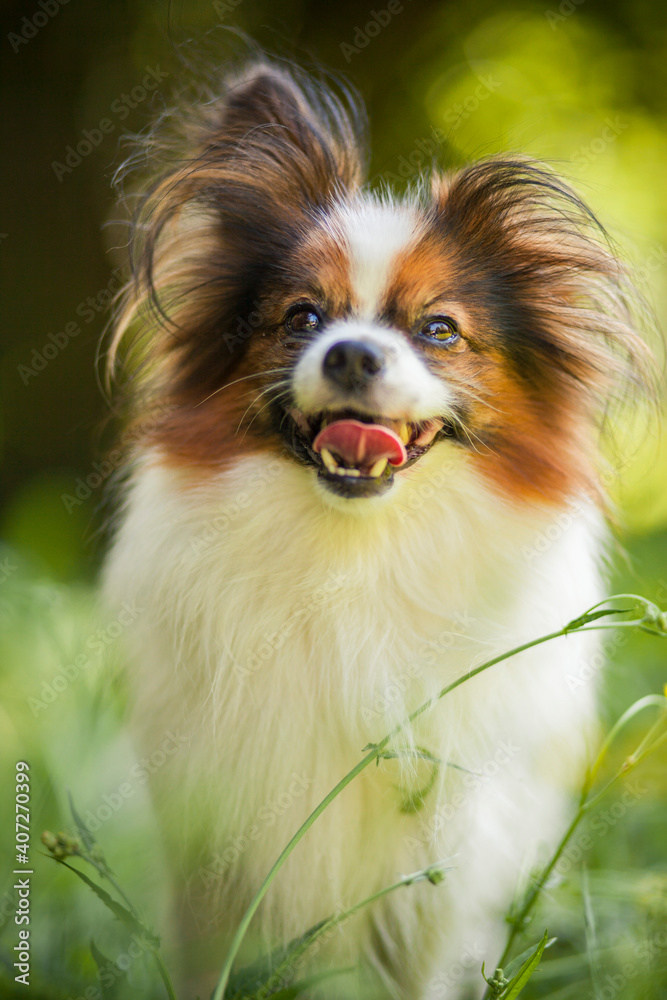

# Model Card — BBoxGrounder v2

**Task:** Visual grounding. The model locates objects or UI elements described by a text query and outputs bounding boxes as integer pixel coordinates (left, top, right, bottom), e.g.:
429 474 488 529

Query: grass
1 530 666 999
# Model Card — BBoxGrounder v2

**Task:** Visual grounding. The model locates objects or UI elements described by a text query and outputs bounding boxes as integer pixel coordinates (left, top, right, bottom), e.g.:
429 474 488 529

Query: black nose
322 340 385 391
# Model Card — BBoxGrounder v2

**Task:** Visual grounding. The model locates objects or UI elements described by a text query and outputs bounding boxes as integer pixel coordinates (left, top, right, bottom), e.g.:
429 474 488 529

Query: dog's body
105 448 603 996
103 60 644 998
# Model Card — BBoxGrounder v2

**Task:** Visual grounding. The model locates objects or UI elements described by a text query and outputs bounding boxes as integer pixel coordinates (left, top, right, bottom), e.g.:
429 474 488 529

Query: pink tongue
313 419 407 468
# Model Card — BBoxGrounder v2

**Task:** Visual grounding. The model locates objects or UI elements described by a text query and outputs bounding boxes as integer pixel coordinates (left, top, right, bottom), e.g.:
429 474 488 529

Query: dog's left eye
285 305 321 334
419 317 461 346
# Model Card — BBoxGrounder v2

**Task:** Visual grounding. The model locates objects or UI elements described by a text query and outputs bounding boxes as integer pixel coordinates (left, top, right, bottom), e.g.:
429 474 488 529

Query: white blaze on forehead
332 197 422 318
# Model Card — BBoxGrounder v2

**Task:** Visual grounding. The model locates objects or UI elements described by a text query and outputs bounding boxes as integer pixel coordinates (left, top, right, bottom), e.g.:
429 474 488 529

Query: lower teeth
368 458 388 478
319 448 389 480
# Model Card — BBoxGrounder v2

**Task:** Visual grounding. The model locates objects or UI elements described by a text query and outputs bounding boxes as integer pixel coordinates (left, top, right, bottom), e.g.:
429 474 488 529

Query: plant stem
212 628 568 998
255 862 452 996
212 597 657 999
484 694 667 998
491 807 584 985
151 948 178 1000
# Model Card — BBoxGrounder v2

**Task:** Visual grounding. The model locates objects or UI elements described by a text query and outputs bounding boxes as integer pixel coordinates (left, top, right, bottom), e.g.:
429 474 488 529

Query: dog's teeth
368 458 388 478
343 468 360 477
397 423 410 444
320 448 338 474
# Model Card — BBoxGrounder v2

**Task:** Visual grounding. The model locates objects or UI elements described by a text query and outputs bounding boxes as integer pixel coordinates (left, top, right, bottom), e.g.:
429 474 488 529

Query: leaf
501 935 556 982
501 930 549 999
67 789 97 854
564 608 626 631
58 860 159 948
90 938 128 999
251 967 354 999
373 745 441 813
399 758 440 814
225 922 328 998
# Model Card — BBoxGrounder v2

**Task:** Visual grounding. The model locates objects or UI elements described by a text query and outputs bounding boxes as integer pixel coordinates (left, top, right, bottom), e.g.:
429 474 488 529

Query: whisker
244 390 291 437
449 381 502 415
196 367 290 407
235 380 291 437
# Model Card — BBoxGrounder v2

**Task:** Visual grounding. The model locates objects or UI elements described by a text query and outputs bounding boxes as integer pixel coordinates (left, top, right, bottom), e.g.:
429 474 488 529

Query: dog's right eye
285 305 321 334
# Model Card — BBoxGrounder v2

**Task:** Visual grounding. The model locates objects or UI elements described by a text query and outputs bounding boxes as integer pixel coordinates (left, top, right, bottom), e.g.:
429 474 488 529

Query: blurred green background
1 0 666 997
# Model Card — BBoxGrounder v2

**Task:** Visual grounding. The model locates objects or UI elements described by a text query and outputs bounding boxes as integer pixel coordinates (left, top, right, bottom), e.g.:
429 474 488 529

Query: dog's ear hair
432 157 654 409
195 60 367 208
107 59 367 401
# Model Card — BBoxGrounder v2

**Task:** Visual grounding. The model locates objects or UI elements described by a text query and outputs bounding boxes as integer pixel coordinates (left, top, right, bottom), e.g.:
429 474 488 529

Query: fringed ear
108 60 367 400
205 62 365 199
431 158 654 417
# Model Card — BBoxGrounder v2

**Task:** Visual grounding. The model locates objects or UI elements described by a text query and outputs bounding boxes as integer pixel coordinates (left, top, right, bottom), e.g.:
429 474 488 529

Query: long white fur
103 198 606 998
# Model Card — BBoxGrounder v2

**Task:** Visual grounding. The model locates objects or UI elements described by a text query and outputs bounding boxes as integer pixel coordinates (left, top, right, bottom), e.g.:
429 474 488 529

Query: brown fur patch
109 64 652 505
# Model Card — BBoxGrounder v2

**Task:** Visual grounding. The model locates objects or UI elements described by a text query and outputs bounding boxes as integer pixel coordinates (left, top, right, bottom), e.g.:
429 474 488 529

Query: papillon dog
103 58 648 998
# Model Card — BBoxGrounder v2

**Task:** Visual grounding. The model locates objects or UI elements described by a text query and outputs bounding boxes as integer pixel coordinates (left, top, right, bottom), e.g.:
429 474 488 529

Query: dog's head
110 60 649 509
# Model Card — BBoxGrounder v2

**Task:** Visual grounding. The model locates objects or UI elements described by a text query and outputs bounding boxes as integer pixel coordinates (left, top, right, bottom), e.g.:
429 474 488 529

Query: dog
102 57 648 998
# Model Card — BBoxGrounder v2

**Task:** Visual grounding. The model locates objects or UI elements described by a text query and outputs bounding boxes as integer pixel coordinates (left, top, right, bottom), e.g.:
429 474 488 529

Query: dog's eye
285 305 321 334
420 317 462 347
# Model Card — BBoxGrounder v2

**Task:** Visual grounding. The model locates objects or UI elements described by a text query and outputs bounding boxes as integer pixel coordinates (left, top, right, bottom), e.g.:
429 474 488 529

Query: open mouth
277 405 456 498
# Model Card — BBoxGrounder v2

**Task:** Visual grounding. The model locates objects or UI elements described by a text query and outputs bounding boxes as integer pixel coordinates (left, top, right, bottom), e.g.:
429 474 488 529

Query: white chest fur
104 443 605 994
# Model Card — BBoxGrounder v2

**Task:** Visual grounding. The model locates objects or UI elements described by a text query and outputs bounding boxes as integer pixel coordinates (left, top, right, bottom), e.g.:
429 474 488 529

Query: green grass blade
501 930 549 999
56 860 159 946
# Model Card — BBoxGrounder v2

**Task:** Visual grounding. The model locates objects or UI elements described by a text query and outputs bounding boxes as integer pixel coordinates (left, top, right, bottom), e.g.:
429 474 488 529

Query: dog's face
112 62 644 509
247 199 464 501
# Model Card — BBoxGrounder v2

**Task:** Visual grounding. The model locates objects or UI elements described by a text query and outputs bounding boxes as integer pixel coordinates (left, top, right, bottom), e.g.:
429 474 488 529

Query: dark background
2 0 667 579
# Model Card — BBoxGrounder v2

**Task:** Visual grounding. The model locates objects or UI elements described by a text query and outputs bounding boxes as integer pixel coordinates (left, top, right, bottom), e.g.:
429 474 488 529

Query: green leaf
501 935 556 982
58 860 159 948
398 758 440 813
372 745 441 813
90 938 128 999
564 608 627 631
250 967 354 999
225 921 327 998
67 789 97 854
501 930 549 999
